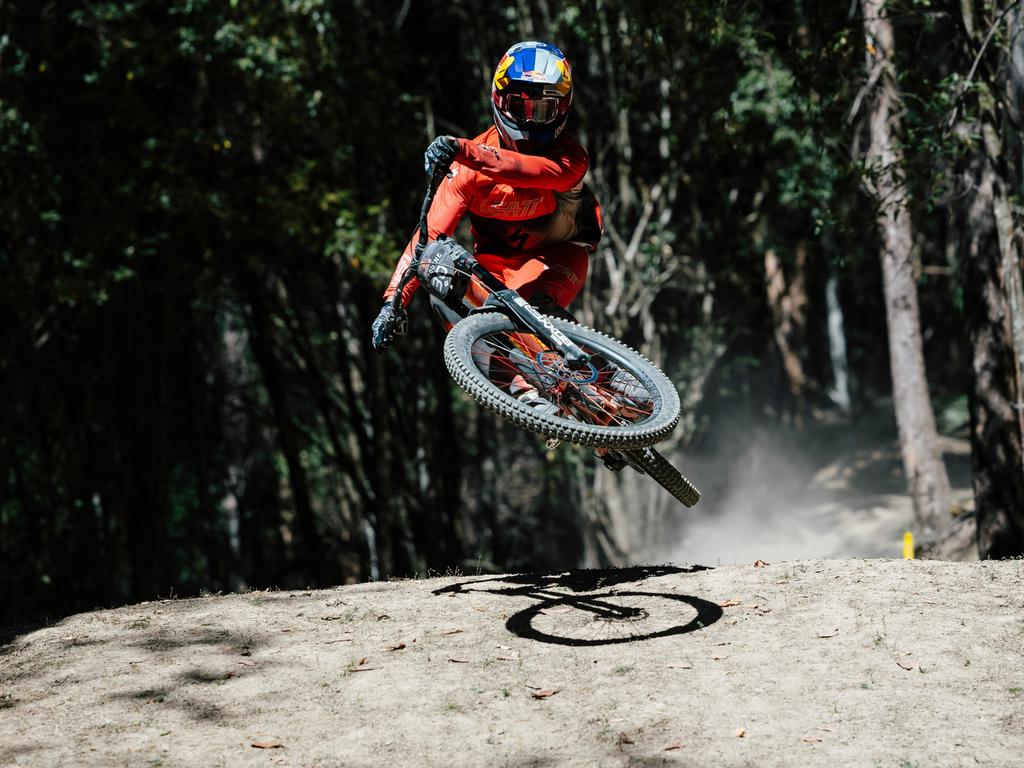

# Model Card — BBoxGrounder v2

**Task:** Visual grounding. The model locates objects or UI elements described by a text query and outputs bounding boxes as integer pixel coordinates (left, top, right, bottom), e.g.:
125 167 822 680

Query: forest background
2 0 1023 625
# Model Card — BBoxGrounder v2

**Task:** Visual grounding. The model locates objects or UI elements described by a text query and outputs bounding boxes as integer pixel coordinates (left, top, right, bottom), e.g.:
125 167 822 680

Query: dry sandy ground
2 559 1023 767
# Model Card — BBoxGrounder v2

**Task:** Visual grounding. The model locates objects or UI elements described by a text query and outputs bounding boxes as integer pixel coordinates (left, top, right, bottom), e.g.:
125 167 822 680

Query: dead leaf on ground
817 628 839 638
388 643 406 652
440 629 463 635
496 654 519 661
667 663 693 670
719 599 741 608
735 728 746 738
896 659 915 671
358 657 369 666
531 689 559 699
251 741 283 749
616 732 634 745
448 657 470 664
801 737 823 744
754 559 770 567
664 743 683 751
376 614 391 621
473 606 489 613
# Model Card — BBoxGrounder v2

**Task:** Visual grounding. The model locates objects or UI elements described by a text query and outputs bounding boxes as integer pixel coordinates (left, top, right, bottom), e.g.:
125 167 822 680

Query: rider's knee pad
417 237 470 300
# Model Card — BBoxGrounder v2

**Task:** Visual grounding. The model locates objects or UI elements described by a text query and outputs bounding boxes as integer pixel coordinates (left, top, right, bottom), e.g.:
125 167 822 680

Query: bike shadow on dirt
433 565 723 647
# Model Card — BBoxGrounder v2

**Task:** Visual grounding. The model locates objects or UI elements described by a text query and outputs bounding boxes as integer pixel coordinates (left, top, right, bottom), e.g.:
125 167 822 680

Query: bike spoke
471 330 658 428
569 384 633 426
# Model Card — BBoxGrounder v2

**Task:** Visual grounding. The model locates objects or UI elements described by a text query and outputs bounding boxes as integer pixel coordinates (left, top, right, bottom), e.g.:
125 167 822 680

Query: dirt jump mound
2 559 1022 767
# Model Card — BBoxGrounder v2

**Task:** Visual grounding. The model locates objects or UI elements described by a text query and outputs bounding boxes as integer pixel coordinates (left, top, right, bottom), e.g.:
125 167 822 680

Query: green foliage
0 0 996 620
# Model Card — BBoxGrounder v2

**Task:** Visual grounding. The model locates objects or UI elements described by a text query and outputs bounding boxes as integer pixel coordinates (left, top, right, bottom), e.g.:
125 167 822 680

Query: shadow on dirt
128 626 261 654
435 565 722 647
107 682 229 722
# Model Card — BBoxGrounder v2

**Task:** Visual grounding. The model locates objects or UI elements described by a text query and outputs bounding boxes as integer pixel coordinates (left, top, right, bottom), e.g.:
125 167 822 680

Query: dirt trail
3 559 1023 767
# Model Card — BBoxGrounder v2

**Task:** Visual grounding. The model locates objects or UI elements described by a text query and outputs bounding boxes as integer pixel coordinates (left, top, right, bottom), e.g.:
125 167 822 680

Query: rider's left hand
371 302 408 351
424 135 460 176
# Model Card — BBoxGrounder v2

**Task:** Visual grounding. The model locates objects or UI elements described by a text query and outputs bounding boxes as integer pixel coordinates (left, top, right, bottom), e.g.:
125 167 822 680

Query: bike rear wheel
443 311 680 448
621 447 701 507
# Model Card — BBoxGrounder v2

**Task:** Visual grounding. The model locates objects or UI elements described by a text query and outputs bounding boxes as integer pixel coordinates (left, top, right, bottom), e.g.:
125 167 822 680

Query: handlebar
389 165 450 313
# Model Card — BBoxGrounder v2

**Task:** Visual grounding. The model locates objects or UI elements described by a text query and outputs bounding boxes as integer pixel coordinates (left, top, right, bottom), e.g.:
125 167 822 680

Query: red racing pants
468 242 590 309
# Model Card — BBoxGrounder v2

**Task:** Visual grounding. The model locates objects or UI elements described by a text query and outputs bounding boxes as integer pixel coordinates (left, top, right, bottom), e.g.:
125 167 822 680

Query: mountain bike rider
370 41 603 414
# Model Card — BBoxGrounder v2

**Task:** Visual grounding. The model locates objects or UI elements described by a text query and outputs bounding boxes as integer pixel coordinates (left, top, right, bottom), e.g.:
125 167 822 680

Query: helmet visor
503 92 562 125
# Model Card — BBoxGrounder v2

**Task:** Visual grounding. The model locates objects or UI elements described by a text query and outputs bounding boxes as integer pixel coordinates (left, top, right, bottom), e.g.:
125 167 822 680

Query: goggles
501 91 563 125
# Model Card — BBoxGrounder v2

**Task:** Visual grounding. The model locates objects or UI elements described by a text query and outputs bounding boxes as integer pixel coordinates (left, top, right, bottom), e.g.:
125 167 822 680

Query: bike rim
469 329 658 428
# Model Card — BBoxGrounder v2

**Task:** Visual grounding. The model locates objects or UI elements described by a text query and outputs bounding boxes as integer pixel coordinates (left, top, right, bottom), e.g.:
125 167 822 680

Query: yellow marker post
903 531 915 560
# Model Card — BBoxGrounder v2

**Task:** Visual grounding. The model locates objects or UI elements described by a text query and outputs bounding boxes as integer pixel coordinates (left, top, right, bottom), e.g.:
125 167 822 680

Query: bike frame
388 167 591 366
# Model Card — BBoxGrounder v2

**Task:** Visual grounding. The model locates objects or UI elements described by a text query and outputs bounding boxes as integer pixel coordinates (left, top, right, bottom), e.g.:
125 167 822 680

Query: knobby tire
622 447 701 507
443 311 680 449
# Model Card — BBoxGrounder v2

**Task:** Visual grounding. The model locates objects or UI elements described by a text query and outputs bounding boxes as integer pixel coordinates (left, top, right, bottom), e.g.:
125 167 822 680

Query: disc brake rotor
534 350 598 384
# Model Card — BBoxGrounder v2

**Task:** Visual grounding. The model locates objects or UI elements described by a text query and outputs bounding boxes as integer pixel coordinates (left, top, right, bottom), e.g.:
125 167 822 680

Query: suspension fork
462 259 591 366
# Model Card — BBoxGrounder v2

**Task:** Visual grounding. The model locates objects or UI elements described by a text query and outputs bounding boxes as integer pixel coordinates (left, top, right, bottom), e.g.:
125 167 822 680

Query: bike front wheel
443 311 680 448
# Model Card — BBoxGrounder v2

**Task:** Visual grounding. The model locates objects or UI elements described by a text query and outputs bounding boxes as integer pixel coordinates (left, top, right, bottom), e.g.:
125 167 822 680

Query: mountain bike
389 167 700 507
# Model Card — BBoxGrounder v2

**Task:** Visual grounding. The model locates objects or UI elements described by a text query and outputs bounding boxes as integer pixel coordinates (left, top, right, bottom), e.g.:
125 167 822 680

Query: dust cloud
640 406 973 565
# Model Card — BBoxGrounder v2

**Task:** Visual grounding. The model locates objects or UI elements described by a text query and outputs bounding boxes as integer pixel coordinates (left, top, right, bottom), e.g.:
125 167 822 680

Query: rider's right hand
424 135 460 177
371 302 408 351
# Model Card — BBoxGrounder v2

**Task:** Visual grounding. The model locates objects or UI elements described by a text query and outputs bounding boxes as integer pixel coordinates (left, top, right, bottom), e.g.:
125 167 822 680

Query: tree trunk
822 230 852 412
825 271 852 412
241 274 324 584
957 0 1024 557
959 154 1024 556
764 243 809 406
861 0 952 536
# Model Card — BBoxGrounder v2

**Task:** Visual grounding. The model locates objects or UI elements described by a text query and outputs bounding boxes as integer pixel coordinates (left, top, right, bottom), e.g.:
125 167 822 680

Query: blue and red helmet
491 41 573 154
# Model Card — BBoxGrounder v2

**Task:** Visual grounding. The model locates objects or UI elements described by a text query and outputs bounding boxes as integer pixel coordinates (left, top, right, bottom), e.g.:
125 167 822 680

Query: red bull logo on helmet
492 41 571 96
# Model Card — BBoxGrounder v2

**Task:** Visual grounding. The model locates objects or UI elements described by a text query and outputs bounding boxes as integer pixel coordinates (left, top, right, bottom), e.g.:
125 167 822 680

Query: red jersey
385 127 601 305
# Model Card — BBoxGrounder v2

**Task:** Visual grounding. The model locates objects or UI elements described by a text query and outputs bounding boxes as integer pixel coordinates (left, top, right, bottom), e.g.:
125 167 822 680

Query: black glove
371 302 408 351
423 135 459 176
